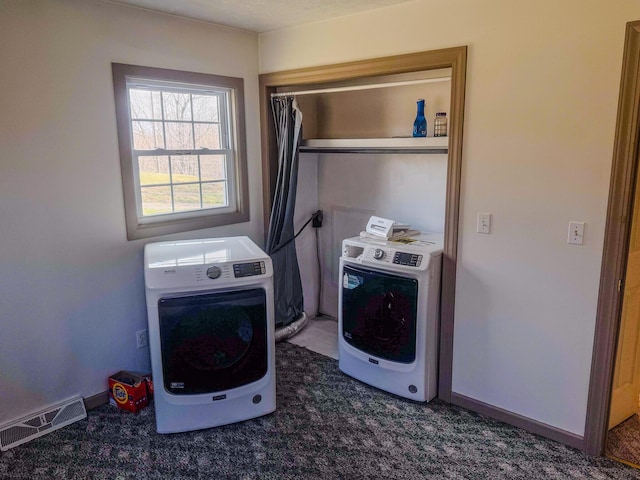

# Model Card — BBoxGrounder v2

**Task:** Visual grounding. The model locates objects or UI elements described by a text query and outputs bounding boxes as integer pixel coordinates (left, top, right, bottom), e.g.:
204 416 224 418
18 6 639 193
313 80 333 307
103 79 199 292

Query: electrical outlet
477 212 491 234
568 221 585 245
136 329 148 349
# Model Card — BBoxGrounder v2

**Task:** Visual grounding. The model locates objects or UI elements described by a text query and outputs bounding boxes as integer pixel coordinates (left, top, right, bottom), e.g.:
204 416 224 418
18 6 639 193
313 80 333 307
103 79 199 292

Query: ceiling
107 0 414 33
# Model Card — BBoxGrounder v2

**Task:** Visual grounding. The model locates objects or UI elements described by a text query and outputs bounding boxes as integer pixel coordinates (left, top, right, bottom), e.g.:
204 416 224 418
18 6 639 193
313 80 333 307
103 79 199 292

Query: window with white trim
112 64 249 240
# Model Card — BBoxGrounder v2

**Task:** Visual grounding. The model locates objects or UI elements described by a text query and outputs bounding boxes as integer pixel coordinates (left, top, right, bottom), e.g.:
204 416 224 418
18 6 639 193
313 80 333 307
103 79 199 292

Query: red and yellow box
108 371 151 413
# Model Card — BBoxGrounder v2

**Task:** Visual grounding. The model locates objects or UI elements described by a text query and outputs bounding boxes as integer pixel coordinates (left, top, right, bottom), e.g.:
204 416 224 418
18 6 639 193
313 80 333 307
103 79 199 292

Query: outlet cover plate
136 329 148 349
477 213 491 234
568 221 585 245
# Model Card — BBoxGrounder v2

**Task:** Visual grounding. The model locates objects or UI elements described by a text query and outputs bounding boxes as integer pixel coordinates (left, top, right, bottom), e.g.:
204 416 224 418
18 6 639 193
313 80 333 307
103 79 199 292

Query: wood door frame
585 20 640 455
259 46 467 401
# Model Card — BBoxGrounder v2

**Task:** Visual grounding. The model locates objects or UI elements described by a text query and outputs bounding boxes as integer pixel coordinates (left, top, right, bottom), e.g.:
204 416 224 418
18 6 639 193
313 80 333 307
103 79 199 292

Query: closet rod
270 76 450 98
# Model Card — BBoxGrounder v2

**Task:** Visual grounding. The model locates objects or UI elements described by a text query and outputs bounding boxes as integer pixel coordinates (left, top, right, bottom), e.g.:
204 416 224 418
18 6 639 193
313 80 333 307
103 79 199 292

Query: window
112 64 249 240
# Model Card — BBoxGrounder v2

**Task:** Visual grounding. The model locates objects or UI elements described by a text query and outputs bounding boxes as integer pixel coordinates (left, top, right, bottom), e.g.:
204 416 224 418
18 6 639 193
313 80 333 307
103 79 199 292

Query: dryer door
158 288 267 395
341 264 418 363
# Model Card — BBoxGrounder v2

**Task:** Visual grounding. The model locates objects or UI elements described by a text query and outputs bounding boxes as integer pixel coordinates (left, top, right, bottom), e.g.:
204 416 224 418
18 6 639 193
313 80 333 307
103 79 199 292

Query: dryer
144 236 275 433
338 233 443 402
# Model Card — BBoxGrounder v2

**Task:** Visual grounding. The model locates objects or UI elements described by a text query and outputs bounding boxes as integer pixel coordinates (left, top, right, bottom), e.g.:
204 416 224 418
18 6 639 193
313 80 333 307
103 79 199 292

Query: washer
144 236 275 433
338 233 443 402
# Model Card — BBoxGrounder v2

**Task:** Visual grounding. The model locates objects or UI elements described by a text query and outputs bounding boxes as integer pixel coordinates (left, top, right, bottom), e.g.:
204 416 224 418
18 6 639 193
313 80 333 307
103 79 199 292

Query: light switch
568 221 585 245
477 213 491 234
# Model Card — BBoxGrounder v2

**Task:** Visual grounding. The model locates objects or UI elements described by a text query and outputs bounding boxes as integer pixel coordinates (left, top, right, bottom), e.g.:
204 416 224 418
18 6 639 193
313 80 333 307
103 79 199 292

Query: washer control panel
206 266 222 279
362 247 422 267
233 261 267 278
340 234 442 274
393 252 423 267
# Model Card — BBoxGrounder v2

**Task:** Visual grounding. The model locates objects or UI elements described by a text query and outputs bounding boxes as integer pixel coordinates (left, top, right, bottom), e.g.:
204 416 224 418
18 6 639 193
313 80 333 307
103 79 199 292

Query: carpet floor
1 343 640 479
607 414 640 467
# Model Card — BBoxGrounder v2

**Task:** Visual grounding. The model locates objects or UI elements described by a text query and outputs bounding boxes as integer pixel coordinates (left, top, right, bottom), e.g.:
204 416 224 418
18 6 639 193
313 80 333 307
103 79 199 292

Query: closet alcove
258 46 467 401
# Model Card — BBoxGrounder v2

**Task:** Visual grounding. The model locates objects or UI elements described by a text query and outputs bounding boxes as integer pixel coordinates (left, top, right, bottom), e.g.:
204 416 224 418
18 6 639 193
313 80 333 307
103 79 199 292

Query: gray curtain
266 96 304 328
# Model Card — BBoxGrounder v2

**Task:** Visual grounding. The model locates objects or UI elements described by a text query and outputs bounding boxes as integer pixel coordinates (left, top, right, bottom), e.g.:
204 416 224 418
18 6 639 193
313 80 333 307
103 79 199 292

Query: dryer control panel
233 261 267 278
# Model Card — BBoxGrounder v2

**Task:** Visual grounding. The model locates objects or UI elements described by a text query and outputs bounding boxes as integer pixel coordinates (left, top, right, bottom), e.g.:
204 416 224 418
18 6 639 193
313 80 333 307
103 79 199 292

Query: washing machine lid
146 236 267 268
344 233 443 254
144 236 272 290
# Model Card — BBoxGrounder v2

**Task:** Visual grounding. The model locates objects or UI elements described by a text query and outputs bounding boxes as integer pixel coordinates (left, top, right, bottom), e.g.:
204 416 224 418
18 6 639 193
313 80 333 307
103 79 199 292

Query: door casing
259 46 467 402
586 20 640 455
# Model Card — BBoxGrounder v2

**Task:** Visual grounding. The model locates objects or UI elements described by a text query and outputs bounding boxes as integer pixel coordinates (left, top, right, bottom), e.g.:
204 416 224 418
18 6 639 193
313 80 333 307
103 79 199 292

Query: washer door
341 264 418 363
158 288 267 395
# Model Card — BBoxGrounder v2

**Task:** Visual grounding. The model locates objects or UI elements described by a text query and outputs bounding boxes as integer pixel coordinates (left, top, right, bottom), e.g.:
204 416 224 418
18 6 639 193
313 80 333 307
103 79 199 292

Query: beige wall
260 0 640 435
0 0 260 423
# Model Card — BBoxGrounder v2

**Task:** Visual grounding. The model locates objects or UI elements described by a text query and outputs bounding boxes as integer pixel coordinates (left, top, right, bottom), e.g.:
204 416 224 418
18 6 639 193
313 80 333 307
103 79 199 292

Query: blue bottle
413 99 427 137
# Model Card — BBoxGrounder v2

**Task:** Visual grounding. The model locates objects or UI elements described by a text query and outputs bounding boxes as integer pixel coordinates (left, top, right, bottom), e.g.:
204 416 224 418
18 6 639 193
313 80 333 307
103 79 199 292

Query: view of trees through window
128 87 231 216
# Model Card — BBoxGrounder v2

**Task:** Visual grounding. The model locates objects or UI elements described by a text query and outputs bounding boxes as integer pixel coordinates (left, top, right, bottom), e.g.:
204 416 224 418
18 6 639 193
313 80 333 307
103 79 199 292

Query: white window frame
112 63 249 240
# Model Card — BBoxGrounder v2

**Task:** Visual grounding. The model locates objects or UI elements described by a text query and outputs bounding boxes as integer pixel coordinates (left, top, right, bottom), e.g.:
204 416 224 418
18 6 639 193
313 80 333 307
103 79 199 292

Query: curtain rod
270 76 450 98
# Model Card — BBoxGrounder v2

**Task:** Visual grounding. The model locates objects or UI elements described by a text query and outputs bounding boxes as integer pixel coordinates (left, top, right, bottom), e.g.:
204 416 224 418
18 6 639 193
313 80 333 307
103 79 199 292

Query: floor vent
0 395 86 451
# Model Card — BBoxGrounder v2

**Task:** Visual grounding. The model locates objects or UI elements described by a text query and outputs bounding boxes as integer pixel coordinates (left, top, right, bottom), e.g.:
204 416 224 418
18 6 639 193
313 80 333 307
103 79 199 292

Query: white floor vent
0 395 86 451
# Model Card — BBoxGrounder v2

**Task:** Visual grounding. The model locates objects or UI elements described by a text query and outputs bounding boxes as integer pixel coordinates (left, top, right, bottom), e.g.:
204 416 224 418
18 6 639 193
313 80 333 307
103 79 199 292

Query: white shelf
299 137 448 154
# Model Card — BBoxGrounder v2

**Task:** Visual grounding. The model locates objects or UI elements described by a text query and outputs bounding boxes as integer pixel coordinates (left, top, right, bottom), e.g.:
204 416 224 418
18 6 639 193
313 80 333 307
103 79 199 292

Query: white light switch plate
568 221 585 245
477 213 491 234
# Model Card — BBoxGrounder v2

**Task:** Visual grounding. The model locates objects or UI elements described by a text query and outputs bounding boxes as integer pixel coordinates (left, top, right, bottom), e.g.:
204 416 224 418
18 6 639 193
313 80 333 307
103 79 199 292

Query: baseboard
83 391 109 411
450 392 585 451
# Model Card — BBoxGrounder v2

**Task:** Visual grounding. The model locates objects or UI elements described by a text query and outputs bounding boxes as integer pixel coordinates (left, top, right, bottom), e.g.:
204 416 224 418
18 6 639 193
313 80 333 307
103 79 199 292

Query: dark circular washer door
172 309 253 371
341 264 418 363
158 288 268 395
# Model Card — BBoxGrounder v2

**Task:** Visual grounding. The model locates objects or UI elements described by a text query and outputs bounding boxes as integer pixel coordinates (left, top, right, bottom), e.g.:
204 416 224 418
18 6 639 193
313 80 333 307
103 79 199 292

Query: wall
260 0 640 436
0 0 261 423
315 152 447 317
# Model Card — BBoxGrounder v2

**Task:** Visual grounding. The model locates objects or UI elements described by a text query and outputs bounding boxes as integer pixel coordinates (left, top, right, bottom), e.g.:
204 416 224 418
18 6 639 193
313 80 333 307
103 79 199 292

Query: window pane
165 122 194 150
202 182 227 208
170 155 199 183
141 186 172 215
129 89 162 120
194 123 221 149
132 121 164 150
173 184 201 212
139 156 170 185
200 155 226 181
163 92 192 121
192 94 219 122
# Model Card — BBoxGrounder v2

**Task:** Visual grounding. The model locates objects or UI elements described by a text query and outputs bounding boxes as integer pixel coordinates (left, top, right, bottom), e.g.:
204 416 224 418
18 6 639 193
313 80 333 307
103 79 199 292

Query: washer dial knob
373 248 385 260
206 266 221 279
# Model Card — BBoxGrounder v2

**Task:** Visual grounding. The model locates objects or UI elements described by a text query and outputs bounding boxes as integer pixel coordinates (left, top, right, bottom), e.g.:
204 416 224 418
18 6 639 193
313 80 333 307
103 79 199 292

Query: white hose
274 311 309 343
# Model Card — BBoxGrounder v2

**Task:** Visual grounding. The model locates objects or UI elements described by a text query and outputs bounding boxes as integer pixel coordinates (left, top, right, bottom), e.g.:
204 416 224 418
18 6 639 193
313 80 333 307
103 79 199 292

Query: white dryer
338 233 443 402
144 236 275 433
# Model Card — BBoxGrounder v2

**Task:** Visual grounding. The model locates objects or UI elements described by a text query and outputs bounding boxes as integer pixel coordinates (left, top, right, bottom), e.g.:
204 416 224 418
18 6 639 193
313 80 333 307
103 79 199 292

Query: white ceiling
107 0 414 33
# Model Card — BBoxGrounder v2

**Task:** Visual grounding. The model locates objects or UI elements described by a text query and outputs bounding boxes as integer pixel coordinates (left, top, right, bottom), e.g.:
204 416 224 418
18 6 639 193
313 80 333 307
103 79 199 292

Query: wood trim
259 46 467 402
260 47 464 88
83 391 110 410
451 393 585 450
584 20 640 455
439 47 466 403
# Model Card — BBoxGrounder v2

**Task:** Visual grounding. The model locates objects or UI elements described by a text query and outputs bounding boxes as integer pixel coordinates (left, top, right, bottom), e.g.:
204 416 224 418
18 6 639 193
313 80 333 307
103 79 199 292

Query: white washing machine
338 233 443 402
144 236 275 433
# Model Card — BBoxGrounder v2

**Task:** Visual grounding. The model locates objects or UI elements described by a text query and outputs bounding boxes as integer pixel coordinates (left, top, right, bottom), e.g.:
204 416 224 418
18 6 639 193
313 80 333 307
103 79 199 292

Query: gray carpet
1 342 640 479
